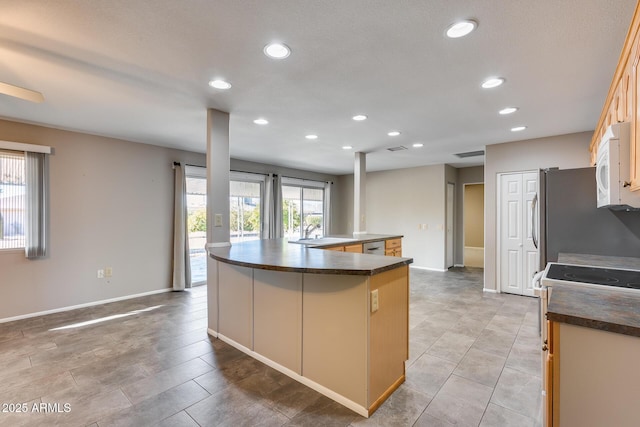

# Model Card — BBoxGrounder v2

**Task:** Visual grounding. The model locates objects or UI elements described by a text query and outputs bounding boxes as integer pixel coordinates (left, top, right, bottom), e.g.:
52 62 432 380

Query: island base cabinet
254 270 303 375
302 274 369 408
368 266 408 410
209 260 409 417
555 323 640 427
218 263 253 350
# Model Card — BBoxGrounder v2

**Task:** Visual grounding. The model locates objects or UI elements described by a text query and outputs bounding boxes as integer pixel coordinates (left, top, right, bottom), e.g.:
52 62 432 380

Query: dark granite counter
289 233 403 249
557 252 640 270
207 238 412 275
547 282 640 338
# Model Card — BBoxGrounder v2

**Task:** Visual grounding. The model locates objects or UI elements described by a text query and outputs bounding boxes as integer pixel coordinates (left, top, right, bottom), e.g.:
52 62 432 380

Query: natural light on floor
48 305 164 331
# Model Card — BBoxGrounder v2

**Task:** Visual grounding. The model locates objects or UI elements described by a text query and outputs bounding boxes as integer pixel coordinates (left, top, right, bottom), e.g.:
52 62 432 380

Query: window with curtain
0 142 49 258
230 172 264 243
281 178 327 240
0 150 26 250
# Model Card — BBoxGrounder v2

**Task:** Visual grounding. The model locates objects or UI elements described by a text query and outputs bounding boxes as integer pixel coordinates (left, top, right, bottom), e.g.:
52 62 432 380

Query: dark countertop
547 282 640 338
289 233 403 249
207 239 413 276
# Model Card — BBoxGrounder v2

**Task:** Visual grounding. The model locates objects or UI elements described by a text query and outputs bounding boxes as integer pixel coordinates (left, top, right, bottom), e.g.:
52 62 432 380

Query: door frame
446 182 455 269
496 170 538 294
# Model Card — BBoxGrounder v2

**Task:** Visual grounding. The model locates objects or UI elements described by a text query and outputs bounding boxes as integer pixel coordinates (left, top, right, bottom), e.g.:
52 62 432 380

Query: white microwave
595 122 640 210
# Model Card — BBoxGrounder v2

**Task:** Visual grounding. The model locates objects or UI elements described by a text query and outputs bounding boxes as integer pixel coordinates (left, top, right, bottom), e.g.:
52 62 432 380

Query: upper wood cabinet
590 1 640 190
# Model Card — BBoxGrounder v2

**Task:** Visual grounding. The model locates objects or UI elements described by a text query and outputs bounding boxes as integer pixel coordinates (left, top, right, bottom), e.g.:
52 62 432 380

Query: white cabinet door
499 172 539 296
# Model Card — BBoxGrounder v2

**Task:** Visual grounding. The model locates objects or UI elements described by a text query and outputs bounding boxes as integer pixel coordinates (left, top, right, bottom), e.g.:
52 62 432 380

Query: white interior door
446 183 454 269
499 172 538 296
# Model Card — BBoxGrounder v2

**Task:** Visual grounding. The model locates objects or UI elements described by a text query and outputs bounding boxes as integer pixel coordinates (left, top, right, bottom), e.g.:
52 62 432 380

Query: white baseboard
207 328 219 338
483 288 499 294
410 265 447 272
0 288 173 324
215 333 369 418
454 264 465 268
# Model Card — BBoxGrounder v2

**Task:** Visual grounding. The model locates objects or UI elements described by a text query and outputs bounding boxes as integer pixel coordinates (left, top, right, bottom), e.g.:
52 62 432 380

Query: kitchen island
206 239 413 417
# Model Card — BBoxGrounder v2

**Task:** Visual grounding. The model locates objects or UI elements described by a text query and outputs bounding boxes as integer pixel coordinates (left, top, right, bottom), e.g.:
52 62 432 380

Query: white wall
0 119 206 320
336 164 448 270
484 131 592 291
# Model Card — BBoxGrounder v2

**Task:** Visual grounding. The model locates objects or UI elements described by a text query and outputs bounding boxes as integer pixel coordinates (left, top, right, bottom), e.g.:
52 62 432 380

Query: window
282 181 325 240
0 150 26 250
230 173 263 243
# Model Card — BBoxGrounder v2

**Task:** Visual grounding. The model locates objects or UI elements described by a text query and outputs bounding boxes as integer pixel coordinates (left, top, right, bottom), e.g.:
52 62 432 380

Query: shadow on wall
612 210 640 240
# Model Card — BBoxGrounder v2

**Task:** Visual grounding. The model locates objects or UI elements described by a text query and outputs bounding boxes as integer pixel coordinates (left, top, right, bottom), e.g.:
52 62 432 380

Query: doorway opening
463 183 484 268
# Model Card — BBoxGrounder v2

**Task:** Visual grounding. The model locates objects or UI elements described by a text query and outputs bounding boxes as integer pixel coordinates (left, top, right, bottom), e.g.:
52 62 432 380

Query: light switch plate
214 214 223 227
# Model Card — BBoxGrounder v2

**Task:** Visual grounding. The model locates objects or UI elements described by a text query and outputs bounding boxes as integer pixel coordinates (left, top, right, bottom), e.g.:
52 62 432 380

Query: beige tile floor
0 267 541 426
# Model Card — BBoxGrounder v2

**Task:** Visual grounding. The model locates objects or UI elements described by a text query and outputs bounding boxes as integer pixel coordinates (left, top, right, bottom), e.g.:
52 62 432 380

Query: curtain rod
173 162 205 168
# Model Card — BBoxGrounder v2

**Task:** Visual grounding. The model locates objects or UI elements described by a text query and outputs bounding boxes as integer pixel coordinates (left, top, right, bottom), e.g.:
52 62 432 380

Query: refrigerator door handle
531 193 539 249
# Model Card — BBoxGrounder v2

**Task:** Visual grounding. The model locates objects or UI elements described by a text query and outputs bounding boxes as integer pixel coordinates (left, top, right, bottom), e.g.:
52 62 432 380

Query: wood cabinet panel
344 244 363 253
385 238 402 249
591 2 640 190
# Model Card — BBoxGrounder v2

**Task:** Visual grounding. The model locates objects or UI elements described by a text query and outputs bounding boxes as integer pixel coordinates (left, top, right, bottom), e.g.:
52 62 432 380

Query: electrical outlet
97 269 104 279
214 214 223 227
105 267 113 278
371 289 379 312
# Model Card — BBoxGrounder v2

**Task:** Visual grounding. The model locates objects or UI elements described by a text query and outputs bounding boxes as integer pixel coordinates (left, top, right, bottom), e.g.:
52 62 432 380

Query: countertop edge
546 311 640 338
292 234 404 248
208 251 414 276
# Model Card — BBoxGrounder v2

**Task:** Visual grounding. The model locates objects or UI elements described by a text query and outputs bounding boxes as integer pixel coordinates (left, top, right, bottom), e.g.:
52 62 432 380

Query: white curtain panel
262 173 283 239
262 174 273 239
172 163 191 291
323 181 332 236
25 151 48 259
273 174 283 238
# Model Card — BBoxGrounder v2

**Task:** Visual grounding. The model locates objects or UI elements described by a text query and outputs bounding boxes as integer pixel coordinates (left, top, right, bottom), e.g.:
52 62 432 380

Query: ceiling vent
387 146 408 152
455 150 485 158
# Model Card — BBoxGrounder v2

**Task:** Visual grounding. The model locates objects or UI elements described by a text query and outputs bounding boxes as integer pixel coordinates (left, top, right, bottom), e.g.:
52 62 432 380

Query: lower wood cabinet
385 238 402 257
323 238 402 257
548 321 640 427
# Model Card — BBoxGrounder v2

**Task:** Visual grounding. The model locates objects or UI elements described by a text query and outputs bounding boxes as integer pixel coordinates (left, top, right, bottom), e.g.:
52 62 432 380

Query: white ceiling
0 0 636 174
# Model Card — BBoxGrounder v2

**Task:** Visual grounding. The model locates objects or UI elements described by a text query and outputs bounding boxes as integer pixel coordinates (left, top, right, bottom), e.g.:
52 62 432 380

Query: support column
206 108 230 336
354 152 367 235
205 109 231 247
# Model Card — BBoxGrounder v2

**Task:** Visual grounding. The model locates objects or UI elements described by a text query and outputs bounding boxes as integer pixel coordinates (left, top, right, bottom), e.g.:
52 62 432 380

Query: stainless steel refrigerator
536 167 640 271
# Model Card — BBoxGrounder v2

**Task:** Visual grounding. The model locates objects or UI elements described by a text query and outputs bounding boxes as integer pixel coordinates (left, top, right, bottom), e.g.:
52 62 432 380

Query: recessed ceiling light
352 115 367 121
445 20 478 38
499 107 518 115
412 143 424 148
253 118 269 125
305 134 318 140
511 126 527 132
209 79 232 90
481 77 505 89
342 145 353 150
388 131 401 136
264 43 291 59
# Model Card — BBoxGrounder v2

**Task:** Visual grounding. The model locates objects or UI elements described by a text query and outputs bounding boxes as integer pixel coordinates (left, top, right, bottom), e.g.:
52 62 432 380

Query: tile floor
0 267 542 426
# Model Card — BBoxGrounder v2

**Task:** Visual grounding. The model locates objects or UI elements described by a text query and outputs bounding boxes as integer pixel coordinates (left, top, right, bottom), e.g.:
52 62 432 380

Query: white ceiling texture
0 0 636 174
